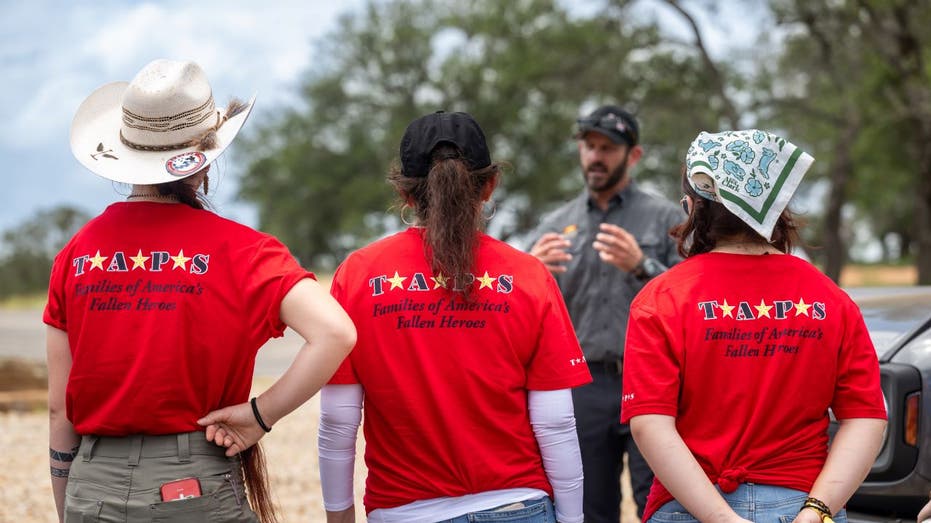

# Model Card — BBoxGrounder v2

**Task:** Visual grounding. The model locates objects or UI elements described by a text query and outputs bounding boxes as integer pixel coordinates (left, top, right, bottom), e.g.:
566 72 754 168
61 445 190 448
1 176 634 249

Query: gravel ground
0 390 636 523
0 382 368 523
0 309 636 522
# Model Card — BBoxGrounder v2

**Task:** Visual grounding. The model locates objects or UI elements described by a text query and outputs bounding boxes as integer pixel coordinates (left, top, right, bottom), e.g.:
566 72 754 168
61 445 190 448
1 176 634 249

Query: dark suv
841 286 931 519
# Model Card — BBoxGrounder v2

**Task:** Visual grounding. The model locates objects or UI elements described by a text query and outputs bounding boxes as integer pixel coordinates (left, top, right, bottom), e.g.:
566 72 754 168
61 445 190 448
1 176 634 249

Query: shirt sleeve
43 251 69 331
525 272 592 390
831 300 888 420
244 235 314 340
621 287 682 422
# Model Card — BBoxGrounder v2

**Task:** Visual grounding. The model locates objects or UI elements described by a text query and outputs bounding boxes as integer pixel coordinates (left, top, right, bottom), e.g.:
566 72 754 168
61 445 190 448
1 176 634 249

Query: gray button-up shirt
528 181 683 362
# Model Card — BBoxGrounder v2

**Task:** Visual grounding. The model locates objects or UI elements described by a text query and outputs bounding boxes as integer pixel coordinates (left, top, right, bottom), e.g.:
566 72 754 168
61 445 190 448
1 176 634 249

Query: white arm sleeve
318 383 363 511
529 388 584 523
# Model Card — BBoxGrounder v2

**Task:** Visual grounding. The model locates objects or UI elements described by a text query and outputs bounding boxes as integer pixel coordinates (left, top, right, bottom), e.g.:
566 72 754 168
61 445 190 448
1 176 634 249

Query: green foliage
0 206 91 299
236 0 930 274
760 0 931 269
237 0 739 269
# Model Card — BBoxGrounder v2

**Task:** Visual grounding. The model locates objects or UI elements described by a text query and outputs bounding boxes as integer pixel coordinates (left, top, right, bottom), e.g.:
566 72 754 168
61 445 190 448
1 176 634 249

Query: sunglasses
680 196 690 215
576 113 638 144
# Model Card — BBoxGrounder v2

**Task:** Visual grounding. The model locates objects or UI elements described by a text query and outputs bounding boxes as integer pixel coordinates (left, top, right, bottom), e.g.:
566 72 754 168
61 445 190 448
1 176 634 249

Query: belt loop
82 435 99 462
127 436 143 467
178 433 191 463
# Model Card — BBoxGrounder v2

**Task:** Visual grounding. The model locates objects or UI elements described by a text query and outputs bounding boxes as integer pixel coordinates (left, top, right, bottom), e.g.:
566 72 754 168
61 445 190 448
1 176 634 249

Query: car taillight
904 392 920 447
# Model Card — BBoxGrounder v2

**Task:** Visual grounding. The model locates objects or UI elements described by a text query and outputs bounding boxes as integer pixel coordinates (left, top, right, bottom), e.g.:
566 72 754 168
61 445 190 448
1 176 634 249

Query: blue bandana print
685 129 814 241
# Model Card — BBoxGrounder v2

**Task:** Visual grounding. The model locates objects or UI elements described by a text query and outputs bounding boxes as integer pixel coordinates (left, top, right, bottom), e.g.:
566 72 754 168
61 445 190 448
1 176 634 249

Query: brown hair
241 444 278 522
153 166 211 209
388 145 499 297
672 167 800 258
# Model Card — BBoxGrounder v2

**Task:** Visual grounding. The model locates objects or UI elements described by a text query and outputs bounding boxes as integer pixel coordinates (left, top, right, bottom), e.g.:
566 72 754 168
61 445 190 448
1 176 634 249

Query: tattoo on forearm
50 466 70 478
49 445 80 462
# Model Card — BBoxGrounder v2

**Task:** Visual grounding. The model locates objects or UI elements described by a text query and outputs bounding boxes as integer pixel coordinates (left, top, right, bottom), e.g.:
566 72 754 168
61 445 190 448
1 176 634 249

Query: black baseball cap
400 111 491 178
575 105 639 146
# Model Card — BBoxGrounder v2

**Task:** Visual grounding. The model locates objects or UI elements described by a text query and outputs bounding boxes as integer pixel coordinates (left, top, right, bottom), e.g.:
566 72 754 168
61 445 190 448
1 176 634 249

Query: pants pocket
468 498 553 522
64 494 103 523
648 500 701 523
148 470 258 523
149 493 218 522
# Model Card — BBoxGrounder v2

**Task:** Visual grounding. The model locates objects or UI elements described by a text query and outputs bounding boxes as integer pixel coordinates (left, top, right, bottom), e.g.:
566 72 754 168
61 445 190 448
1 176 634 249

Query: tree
751 0 871 281
761 0 931 283
0 206 91 298
236 0 735 269
855 0 931 283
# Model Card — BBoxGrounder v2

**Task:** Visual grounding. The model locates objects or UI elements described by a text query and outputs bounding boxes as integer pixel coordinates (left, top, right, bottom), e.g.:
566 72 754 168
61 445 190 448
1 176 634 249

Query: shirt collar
585 180 636 210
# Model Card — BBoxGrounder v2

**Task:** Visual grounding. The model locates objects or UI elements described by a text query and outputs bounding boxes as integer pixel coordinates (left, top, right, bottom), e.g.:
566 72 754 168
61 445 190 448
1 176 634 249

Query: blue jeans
647 483 848 523
439 497 556 523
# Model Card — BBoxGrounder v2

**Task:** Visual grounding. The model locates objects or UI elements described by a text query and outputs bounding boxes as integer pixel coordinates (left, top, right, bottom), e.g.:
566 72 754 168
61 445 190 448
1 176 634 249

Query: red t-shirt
328 228 592 513
621 252 887 521
44 202 312 435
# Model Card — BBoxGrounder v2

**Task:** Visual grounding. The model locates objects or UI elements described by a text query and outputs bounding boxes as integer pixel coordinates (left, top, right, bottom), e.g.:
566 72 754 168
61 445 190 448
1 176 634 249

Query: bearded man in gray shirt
528 105 683 523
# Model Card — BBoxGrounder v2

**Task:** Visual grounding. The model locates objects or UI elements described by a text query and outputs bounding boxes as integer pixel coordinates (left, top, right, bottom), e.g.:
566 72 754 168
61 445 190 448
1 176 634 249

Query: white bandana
685 129 814 241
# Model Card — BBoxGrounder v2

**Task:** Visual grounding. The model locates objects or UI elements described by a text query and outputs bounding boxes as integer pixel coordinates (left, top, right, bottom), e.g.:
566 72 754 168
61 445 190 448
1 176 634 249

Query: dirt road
0 307 305 376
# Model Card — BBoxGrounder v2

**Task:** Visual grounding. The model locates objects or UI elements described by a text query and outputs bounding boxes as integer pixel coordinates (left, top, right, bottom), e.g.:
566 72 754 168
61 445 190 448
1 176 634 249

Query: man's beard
583 152 629 193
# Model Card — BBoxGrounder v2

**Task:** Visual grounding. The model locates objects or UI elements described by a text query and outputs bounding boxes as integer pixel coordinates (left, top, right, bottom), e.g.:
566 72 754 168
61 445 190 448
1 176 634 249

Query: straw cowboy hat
70 58 255 185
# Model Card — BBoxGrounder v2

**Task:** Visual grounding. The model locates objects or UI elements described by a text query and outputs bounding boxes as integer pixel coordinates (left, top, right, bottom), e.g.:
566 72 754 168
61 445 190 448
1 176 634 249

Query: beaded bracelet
800 497 834 523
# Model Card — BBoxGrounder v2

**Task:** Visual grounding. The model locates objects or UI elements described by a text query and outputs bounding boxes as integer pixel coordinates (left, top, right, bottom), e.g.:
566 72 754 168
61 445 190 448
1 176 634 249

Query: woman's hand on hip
198 402 267 457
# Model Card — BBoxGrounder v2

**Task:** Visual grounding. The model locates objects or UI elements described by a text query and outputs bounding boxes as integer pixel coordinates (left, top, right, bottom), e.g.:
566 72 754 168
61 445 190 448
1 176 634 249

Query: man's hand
530 232 572 274
593 223 643 272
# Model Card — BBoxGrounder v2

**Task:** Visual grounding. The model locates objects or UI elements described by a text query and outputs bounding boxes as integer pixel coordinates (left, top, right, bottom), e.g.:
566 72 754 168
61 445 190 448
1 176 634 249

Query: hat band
122 95 216 132
118 130 205 152
119 95 217 151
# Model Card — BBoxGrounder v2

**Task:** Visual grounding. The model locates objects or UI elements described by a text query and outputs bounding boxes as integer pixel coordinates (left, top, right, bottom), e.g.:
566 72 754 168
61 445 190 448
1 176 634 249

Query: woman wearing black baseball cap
317 111 592 523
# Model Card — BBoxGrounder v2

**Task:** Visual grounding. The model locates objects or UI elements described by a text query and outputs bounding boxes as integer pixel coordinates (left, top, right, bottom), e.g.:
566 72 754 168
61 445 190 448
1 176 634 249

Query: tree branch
661 0 741 129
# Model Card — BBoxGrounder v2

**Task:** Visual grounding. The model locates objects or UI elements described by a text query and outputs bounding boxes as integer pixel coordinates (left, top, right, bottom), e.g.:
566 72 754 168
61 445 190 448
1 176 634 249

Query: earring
400 204 416 226
203 174 209 195
482 200 497 221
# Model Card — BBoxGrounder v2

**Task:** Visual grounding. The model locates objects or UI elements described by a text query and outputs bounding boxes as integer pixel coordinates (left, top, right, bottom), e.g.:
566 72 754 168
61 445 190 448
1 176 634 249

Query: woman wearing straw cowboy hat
620 129 887 523
45 58 356 522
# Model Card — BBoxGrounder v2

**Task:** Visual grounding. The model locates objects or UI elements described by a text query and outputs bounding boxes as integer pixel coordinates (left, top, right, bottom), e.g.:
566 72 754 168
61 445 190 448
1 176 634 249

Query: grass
0 294 46 310
839 263 918 287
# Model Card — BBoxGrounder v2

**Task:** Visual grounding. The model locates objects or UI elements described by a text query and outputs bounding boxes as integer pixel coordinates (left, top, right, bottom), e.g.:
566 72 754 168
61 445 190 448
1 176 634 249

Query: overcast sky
2 0 372 234
1 0 758 238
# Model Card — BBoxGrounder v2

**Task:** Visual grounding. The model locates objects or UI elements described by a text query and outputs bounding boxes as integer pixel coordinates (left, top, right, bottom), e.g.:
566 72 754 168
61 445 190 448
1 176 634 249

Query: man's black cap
575 105 639 146
400 111 491 178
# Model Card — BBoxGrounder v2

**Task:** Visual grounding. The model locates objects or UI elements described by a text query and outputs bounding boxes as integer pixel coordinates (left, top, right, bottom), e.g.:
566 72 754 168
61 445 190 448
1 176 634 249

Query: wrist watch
631 257 664 281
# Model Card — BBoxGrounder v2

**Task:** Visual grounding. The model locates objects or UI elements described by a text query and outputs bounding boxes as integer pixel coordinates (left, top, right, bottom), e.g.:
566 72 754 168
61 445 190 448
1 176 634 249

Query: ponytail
241 443 278 522
389 145 498 298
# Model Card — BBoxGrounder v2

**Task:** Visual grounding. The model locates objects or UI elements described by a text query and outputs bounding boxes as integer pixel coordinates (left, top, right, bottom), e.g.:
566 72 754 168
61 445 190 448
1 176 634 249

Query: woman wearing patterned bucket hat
317 111 592 523
620 130 887 523
46 59 356 522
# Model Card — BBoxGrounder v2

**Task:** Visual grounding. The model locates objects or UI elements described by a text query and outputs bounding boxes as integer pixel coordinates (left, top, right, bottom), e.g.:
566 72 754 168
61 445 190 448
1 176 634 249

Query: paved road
0 308 303 377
